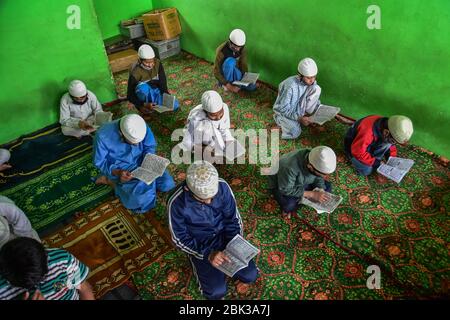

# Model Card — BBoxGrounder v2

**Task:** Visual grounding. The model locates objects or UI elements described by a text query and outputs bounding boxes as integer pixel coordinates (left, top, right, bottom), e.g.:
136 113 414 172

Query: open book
299 188 343 214
131 153 170 185
232 72 259 87
215 234 260 277
310 104 341 125
377 156 414 184
92 111 113 129
154 93 176 113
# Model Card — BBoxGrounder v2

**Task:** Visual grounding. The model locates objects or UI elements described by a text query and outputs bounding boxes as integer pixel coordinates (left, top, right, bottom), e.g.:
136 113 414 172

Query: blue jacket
93 120 156 181
168 179 243 261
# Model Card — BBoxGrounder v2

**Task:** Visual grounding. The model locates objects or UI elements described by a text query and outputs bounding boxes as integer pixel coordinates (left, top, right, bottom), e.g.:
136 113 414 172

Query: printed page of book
377 164 407 183
215 254 247 278
94 112 113 128
377 157 414 183
310 105 341 125
141 153 170 172
154 93 175 113
225 234 260 265
154 105 173 113
300 189 343 214
215 235 259 277
233 72 259 86
131 153 171 185
385 157 414 172
241 72 259 83
130 167 159 185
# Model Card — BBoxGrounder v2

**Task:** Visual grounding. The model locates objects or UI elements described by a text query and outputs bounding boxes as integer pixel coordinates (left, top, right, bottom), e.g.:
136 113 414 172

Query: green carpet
1 153 113 232
110 52 449 299
0 123 93 191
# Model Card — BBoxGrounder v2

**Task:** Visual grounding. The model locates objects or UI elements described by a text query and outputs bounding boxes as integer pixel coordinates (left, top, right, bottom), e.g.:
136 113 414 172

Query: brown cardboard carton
108 49 138 73
142 8 182 41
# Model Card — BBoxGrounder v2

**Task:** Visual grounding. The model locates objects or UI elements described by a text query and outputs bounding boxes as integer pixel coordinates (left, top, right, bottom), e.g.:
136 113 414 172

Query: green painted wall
93 0 152 39
154 0 450 157
0 0 117 144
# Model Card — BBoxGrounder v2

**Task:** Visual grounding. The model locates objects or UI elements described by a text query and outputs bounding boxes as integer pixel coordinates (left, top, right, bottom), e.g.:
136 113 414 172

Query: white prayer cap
68 80 87 97
308 146 337 174
138 44 155 59
229 29 246 46
298 58 318 77
0 149 11 165
201 90 224 113
186 161 219 200
388 115 413 144
119 114 147 144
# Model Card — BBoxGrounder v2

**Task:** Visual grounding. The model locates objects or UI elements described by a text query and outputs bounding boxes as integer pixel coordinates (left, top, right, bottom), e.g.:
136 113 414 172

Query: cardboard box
142 8 182 41
108 49 138 73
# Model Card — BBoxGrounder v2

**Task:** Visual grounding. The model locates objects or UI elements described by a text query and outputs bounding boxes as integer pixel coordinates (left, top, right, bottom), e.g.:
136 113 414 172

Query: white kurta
59 90 103 137
179 103 235 152
0 196 40 249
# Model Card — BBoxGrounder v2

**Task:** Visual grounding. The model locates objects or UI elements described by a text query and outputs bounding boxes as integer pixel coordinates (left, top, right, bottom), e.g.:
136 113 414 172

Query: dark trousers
344 134 391 176
189 256 258 300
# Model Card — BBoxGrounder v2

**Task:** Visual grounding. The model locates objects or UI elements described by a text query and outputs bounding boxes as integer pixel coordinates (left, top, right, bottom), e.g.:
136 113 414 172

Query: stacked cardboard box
106 8 182 72
141 8 182 41
139 8 182 60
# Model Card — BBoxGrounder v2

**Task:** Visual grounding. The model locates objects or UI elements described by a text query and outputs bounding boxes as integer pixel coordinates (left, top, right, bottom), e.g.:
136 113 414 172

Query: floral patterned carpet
108 51 449 300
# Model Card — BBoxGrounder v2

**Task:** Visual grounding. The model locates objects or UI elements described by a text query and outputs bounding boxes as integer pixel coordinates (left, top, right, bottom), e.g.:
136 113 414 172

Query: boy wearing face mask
127 44 179 115
273 58 322 140
59 80 103 138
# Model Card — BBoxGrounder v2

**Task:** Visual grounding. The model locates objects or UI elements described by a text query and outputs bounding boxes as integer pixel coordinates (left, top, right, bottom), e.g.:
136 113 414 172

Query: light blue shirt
273 76 321 121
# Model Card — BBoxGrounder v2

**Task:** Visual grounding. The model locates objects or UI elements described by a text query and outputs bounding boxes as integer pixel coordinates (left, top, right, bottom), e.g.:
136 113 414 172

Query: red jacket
348 115 397 166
